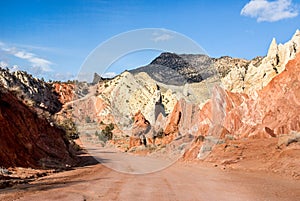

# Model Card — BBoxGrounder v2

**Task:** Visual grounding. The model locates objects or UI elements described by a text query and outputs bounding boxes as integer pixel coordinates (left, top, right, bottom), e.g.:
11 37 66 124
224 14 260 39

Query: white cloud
241 0 298 22
0 42 53 73
152 32 174 42
101 72 117 78
14 43 54 52
28 57 52 72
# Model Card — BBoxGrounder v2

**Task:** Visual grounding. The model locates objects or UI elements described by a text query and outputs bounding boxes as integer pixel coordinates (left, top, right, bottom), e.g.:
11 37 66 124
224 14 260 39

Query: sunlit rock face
222 30 300 94
52 83 75 104
0 68 62 114
0 87 77 168
195 53 300 139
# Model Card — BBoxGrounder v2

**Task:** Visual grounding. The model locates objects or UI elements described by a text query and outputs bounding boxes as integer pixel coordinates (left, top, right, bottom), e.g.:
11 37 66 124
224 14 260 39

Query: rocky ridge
0 68 62 114
222 30 300 94
131 53 216 84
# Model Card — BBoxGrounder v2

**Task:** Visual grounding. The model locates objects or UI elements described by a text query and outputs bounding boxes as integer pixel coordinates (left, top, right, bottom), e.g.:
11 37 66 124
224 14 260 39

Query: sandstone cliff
222 30 300 94
221 52 299 139
0 87 77 168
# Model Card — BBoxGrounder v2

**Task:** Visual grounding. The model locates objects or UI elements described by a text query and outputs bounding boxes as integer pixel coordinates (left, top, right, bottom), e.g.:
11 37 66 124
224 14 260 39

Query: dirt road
1 149 299 201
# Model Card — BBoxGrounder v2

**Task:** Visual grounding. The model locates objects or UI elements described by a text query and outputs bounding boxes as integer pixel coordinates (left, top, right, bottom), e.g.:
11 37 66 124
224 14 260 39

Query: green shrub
58 118 79 140
95 128 112 143
101 123 114 140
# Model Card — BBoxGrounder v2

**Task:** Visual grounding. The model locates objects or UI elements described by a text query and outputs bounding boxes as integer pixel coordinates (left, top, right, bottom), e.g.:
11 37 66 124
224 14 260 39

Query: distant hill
130 52 215 85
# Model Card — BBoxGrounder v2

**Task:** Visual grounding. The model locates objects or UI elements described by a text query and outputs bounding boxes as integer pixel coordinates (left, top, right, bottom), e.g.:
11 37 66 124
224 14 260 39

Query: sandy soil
0 149 299 201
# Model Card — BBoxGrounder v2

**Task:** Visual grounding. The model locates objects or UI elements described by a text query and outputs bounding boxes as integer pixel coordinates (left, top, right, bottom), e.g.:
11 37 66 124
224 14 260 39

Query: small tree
101 123 114 140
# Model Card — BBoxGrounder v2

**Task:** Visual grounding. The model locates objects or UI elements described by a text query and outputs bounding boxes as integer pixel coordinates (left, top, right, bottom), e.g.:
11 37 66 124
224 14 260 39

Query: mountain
129 29 300 96
75 30 300 133
130 53 215 85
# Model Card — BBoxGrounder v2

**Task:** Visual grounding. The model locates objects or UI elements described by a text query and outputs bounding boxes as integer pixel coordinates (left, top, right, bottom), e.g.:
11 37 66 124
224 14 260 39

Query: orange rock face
53 83 75 104
164 101 181 136
131 110 151 136
129 136 142 148
196 53 300 139
129 111 151 148
0 88 77 168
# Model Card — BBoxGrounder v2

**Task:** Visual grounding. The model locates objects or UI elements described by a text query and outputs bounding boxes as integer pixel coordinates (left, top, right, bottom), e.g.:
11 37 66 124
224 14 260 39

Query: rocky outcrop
213 56 252 78
52 83 75 104
0 68 62 114
0 87 77 168
130 52 217 85
129 111 151 148
131 111 151 136
222 30 300 94
95 71 177 126
196 52 300 139
72 30 300 160
92 73 102 84
164 101 181 136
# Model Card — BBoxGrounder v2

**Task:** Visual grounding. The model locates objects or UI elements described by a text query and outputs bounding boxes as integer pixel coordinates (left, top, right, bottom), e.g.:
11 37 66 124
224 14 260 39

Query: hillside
0 69 62 114
0 87 77 168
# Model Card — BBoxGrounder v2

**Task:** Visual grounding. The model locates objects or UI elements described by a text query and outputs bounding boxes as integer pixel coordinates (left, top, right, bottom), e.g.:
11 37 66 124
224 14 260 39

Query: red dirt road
0 150 299 201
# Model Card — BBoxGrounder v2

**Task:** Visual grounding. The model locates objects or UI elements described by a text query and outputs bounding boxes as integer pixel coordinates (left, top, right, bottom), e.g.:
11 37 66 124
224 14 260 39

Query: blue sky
0 0 299 80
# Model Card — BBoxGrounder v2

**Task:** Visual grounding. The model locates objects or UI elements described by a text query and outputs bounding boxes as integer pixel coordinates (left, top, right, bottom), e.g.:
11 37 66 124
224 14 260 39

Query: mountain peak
150 52 188 70
267 38 278 58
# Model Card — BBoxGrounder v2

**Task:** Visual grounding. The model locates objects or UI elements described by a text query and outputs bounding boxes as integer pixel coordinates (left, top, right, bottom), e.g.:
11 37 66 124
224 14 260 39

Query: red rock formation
129 111 151 148
53 83 75 104
256 53 300 135
0 88 77 168
164 101 181 136
129 136 142 148
132 110 150 133
196 53 300 139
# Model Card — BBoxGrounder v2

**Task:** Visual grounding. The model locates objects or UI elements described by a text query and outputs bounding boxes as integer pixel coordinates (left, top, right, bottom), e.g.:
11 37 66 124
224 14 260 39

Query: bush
58 118 79 140
95 130 108 142
101 123 114 141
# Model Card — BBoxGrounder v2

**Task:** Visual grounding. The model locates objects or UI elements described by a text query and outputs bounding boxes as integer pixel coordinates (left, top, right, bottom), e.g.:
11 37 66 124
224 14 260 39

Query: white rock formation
222 30 300 94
